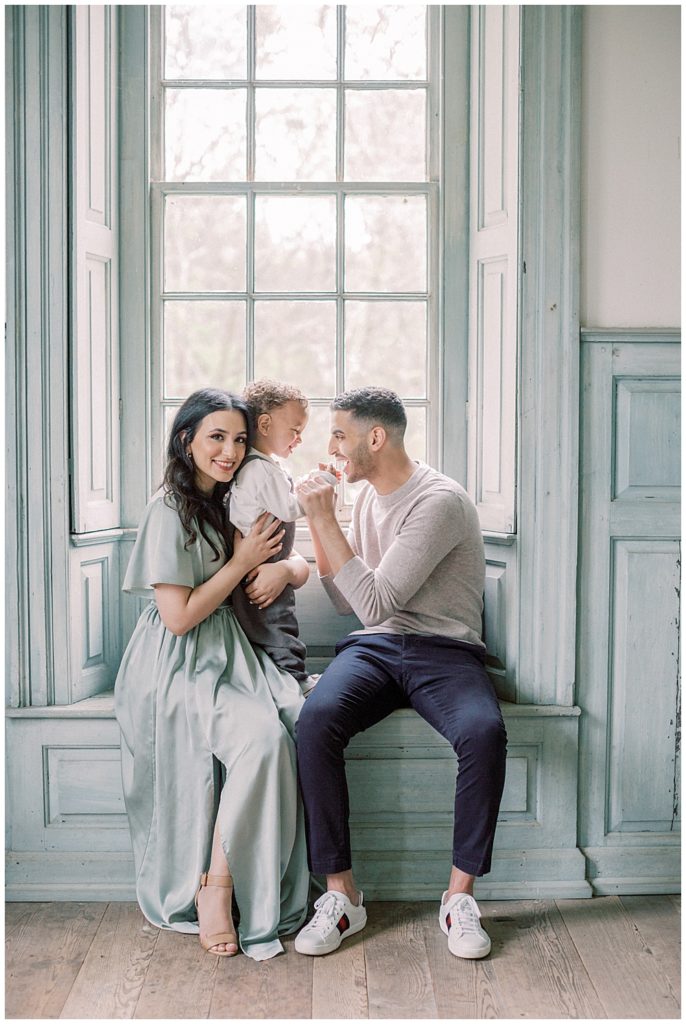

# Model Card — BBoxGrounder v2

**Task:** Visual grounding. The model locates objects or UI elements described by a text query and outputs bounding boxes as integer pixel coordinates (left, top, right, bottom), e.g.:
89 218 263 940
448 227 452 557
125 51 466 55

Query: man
293 386 507 960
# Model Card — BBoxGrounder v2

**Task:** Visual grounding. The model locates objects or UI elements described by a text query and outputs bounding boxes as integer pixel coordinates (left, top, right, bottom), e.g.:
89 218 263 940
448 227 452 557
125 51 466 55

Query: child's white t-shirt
229 448 303 536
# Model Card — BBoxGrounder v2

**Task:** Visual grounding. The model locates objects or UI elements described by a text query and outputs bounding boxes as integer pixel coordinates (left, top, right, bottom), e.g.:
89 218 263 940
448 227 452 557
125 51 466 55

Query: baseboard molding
353 847 592 900
589 878 681 896
581 844 681 896
6 847 592 902
6 850 137 901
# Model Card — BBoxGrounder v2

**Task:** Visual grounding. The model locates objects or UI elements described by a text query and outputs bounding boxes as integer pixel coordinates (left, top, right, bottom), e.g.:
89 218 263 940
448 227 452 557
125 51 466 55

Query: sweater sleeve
331 491 466 627
318 523 357 615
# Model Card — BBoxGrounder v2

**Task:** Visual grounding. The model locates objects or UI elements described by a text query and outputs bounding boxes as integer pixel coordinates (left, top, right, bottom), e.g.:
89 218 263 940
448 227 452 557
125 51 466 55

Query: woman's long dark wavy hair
163 388 252 561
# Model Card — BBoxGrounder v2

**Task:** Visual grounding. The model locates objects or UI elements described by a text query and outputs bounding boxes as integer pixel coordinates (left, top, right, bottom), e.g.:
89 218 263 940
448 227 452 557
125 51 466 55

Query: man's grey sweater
320 462 486 649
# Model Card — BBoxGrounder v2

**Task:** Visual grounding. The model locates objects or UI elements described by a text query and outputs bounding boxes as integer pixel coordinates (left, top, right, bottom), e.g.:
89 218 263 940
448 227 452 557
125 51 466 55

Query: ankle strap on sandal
199 872 233 888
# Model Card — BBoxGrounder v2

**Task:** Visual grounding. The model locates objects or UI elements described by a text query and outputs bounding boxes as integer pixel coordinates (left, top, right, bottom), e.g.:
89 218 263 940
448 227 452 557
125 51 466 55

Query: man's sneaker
439 892 491 959
294 890 366 955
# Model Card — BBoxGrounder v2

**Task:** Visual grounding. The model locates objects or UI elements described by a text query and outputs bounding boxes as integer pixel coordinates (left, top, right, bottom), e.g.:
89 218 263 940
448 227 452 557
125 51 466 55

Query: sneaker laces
451 895 481 935
307 891 344 934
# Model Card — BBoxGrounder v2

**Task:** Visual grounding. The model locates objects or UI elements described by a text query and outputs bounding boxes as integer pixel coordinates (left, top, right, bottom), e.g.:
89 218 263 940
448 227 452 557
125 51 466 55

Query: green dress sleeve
123 491 196 597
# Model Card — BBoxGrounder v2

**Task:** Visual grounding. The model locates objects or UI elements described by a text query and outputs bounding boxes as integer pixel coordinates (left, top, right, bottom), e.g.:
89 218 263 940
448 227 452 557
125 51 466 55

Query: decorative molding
582 845 680 897
581 328 681 345
516 6 582 706
70 527 132 547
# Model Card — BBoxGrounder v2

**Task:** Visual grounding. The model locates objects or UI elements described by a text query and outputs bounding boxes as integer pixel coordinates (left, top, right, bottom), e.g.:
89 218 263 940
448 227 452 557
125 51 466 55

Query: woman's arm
242 549 310 610
154 514 284 635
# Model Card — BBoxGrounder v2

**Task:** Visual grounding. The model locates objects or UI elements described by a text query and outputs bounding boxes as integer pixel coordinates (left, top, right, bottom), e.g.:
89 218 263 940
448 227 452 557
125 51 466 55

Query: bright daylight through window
152 5 438 505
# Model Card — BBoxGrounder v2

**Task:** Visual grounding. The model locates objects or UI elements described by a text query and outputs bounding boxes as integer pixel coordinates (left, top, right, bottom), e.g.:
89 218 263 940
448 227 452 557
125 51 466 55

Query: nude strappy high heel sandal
195 872 239 957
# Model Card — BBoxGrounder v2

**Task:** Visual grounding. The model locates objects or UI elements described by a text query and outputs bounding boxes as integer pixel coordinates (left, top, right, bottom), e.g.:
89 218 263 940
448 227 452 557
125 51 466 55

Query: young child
229 379 335 697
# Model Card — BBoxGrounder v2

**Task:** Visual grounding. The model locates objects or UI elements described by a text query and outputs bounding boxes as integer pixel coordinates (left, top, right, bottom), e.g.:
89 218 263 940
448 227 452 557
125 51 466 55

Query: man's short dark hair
331 387 407 442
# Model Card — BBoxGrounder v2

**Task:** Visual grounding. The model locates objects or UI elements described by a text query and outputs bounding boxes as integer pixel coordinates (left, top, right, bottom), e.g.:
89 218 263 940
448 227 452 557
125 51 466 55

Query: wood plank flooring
5 896 680 1019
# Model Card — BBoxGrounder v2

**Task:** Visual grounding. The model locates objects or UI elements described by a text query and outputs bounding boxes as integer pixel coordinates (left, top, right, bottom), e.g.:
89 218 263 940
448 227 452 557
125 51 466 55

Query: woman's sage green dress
114 490 309 961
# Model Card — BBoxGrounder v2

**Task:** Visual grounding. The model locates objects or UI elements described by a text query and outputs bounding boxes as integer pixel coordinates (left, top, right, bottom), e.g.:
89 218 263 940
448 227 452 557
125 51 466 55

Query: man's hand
295 475 337 522
295 475 356 577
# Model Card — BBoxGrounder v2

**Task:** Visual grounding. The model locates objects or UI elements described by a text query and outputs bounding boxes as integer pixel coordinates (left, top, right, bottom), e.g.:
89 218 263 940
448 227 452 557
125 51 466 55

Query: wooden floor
5 896 680 1019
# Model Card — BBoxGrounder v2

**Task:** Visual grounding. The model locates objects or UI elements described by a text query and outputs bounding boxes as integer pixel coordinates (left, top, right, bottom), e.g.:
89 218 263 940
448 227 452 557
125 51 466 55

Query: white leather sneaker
294 890 367 955
439 892 491 959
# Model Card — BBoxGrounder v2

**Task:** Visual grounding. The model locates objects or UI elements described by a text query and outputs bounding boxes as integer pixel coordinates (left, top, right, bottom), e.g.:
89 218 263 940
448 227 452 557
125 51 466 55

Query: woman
114 388 310 961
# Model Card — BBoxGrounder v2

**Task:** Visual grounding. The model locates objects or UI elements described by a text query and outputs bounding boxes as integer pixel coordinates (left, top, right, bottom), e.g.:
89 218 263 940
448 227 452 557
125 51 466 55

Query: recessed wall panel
86 256 112 498
607 539 680 833
614 378 681 500
479 258 506 497
44 745 127 827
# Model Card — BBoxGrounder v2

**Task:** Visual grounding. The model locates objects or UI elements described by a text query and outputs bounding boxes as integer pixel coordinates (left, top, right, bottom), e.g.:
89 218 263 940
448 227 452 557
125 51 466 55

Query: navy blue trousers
296 633 508 877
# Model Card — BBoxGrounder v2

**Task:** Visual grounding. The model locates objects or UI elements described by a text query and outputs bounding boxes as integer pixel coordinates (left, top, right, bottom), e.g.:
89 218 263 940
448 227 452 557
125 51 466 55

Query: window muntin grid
151 5 440 506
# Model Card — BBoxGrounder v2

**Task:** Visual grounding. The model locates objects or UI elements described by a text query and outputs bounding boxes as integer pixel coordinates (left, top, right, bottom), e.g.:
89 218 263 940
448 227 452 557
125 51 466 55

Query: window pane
345 6 426 80
345 195 426 292
282 404 333 483
345 90 426 181
404 406 427 461
165 89 246 181
254 301 336 396
164 300 246 397
164 196 246 292
165 6 247 79
344 301 426 397
255 6 337 80
255 89 337 181
255 196 336 292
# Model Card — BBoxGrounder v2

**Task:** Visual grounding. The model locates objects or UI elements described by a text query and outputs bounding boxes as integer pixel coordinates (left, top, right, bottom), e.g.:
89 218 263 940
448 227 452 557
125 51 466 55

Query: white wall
581 5 680 327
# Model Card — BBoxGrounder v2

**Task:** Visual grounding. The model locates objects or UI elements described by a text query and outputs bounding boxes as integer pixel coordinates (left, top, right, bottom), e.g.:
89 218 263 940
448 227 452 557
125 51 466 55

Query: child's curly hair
243 379 308 424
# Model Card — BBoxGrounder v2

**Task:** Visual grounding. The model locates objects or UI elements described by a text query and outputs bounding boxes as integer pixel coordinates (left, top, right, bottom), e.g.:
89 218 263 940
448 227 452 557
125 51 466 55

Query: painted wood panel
468 5 519 534
607 540 680 834
44 746 127 827
71 6 120 534
6 701 589 900
614 378 680 500
6 715 132 855
69 540 121 702
578 330 680 894
516 7 581 706
6 6 72 707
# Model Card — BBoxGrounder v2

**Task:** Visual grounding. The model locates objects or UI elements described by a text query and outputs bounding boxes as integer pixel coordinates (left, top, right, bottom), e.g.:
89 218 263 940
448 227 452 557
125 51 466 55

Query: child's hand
297 464 340 487
233 512 284 572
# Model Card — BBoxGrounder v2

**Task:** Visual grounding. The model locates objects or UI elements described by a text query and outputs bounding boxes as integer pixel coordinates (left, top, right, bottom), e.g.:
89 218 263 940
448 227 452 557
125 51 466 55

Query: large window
150 5 441 506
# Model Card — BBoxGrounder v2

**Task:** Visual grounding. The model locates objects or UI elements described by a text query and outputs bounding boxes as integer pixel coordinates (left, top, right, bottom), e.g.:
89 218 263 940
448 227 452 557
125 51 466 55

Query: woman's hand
243 562 290 609
233 513 284 573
